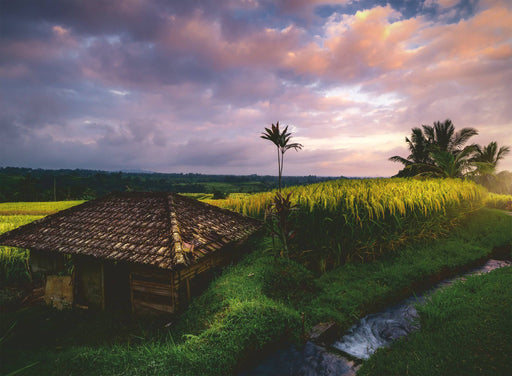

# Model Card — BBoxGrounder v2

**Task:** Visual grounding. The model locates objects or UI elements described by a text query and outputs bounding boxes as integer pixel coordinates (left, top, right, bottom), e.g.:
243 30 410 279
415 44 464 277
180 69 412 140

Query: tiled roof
0 192 261 270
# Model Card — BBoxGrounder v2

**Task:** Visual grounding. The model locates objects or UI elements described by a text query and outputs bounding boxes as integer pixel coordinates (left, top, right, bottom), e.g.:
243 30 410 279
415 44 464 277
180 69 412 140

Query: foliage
261 122 303 257
421 146 477 178
358 266 512 376
0 167 336 202
389 121 511 184
260 121 303 192
0 247 31 286
471 163 512 195
264 192 298 257
390 119 479 177
471 141 510 173
258 256 317 307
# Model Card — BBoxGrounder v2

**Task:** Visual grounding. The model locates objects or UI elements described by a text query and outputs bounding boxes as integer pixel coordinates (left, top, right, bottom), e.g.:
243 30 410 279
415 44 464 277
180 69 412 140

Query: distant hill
0 167 341 202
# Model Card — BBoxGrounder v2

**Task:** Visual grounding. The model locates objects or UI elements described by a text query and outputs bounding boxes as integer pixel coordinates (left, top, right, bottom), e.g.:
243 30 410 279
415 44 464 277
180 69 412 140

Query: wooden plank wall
128 247 237 315
130 265 175 315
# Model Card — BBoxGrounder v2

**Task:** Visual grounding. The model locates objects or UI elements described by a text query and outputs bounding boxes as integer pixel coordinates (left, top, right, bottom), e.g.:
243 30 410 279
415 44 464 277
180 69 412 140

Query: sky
1 0 511 177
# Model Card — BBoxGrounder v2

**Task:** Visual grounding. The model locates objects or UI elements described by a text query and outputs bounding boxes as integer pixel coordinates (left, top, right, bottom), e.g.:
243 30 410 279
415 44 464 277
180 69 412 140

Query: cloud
0 0 511 176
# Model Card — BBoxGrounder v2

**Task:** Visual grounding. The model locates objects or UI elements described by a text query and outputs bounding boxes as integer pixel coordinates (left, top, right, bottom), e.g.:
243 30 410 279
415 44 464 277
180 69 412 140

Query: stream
239 258 511 376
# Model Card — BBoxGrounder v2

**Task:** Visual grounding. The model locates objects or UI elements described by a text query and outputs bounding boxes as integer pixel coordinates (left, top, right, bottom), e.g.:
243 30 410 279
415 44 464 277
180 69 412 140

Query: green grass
0 208 510 375
358 266 512 376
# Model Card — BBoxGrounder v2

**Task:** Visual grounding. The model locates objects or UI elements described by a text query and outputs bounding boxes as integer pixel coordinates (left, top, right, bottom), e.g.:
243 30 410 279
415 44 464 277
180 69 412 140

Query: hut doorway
74 256 104 310
104 262 131 311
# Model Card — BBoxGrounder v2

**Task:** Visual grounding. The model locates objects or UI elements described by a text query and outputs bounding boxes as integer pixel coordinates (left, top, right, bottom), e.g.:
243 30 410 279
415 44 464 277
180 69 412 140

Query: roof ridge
167 193 187 267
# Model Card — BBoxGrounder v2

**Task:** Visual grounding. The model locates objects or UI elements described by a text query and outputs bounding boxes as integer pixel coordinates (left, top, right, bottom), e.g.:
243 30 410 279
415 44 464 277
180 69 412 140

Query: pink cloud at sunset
0 0 510 176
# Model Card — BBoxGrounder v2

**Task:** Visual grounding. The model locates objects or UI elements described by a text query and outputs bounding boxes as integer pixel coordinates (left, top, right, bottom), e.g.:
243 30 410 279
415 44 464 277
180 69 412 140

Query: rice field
483 193 512 210
0 200 84 216
206 178 487 269
0 201 83 285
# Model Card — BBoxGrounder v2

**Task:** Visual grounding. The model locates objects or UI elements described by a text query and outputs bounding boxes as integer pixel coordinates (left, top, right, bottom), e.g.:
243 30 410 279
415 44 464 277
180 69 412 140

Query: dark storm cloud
0 0 165 40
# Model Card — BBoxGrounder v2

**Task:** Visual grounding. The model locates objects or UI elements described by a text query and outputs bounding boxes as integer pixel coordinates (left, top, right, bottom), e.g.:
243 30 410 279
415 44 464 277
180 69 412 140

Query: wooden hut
0 192 261 315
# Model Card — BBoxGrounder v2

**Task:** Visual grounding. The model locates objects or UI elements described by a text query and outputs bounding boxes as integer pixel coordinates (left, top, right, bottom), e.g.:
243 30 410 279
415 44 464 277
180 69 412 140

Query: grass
0 208 510 375
358 266 512 376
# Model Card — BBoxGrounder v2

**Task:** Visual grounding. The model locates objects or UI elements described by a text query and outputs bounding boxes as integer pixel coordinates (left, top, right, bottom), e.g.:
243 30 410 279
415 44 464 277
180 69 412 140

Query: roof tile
0 192 260 270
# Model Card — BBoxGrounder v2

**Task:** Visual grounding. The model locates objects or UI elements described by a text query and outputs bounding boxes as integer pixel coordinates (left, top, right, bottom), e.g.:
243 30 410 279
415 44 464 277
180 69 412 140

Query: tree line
0 167 337 202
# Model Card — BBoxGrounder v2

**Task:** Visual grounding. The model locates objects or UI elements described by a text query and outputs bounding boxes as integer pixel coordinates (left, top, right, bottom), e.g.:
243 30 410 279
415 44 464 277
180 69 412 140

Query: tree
470 141 511 193
389 127 432 177
422 119 478 154
421 147 477 178
261 121 303 257
471 141 510 174
261 122 303 192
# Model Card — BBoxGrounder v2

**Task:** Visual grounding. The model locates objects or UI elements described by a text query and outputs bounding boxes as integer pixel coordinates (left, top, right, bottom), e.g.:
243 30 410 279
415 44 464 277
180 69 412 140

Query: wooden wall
129 265 175 316
129 245 239 316
35 245 243 315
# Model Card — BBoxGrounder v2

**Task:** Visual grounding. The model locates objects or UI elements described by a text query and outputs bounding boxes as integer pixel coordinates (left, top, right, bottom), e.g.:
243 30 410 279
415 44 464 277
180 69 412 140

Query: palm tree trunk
277 147 282 192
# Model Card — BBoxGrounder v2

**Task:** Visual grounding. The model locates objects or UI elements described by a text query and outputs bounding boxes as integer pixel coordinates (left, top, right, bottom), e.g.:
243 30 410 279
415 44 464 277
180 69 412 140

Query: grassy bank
358 266 512 376
1 208 510 375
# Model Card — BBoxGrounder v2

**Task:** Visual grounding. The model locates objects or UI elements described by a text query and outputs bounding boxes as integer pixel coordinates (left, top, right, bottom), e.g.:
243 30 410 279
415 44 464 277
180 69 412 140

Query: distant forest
0 167 340 202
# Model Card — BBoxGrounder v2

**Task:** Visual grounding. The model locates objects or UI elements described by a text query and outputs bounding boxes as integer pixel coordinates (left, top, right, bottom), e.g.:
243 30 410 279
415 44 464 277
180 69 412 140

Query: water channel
239 258 511 376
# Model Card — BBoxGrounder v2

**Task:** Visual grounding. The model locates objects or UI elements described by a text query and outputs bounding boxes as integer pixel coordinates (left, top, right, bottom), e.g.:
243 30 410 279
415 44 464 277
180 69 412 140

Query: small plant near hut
261 122 303 256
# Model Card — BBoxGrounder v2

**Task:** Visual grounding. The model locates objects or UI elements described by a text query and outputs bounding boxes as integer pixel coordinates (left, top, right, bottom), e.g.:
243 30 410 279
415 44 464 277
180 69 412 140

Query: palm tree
261 122 302 257
390 119 479 177
470 141 511 191
427 147 477 178
261 122 303 192
389 127 432 176
422 119 478 154
471 141 510 174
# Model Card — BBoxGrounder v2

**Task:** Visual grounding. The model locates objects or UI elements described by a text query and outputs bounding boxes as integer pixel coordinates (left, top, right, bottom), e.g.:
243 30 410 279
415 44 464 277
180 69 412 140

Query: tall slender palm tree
261 121 303 192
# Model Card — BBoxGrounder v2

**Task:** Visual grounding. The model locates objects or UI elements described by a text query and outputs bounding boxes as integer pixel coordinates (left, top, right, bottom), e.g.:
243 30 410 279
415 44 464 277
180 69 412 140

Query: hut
0 192 261 315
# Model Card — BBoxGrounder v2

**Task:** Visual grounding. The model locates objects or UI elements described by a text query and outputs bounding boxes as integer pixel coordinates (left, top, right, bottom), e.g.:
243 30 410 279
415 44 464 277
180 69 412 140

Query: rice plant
207 178 487 270
0 247 30 285
0 201 82 285
484 193 512 210
0 201 84 216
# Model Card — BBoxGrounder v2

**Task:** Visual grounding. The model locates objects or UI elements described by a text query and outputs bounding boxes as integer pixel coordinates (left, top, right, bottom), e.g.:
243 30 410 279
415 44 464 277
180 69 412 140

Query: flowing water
333 259 511 359
239 259 511 376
